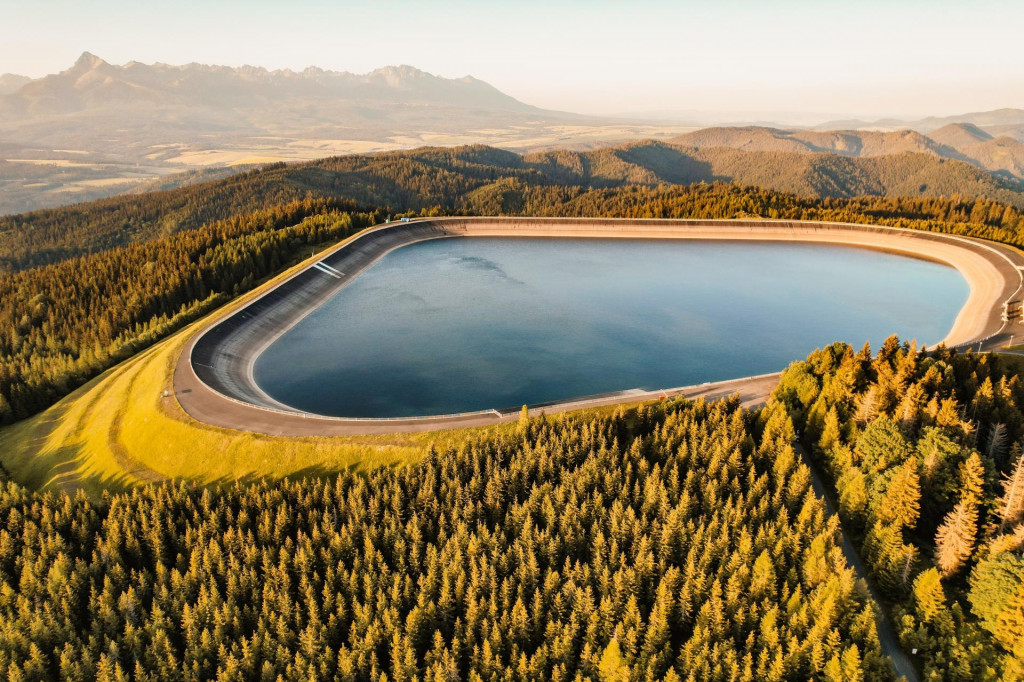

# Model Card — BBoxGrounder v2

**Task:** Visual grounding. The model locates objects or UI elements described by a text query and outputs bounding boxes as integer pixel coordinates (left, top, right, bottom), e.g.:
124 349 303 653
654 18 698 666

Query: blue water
253 238 969 417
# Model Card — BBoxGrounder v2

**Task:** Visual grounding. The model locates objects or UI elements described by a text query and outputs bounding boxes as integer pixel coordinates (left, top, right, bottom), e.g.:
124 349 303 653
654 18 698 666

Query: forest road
796 442 920 682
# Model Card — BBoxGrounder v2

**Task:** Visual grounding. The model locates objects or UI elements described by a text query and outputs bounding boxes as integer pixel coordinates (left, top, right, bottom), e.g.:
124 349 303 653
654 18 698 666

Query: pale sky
2 0 1022 121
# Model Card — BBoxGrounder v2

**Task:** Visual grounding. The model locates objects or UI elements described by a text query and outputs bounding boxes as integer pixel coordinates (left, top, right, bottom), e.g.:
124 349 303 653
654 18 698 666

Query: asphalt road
172 366 782 437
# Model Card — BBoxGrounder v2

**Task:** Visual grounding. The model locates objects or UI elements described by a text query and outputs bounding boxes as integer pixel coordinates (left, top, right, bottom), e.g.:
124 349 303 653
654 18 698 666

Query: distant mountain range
0 53 695 214
669 124 1024 183
0 52 539 117
5 141 1024 272
1 53 1023 216
816 108 1024 139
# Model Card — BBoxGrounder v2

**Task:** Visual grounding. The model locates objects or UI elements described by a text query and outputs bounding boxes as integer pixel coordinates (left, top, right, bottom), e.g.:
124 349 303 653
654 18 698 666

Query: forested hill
4 142 1024 272
4 181 1024 425
775 339 1024 678
0 393 894 680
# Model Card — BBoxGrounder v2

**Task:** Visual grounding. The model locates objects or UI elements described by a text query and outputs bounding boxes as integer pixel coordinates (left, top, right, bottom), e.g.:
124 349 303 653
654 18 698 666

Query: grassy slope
7 227 1024 498
0 246 490 496
0 236 639 497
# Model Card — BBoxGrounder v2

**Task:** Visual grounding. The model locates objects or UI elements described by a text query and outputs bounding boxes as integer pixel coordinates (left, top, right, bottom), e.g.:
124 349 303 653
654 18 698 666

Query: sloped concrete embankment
177 218 1024 434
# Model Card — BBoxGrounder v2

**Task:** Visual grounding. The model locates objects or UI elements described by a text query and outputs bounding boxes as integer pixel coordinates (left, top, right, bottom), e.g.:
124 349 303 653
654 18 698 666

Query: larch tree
986 423 1008 464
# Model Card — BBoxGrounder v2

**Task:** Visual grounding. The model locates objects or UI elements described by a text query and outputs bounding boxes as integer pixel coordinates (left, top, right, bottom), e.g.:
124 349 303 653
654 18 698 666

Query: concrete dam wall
177 218 1024 432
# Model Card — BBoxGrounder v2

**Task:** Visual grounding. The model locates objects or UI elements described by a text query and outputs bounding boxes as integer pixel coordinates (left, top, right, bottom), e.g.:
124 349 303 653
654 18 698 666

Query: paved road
172 366 782 437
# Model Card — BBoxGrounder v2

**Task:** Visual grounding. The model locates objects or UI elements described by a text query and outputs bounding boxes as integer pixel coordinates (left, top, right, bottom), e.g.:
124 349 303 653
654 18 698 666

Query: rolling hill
0 54 695 215
816 108 1024 136
3 141 1023 273
668 125 1024 183
532 141 1022 201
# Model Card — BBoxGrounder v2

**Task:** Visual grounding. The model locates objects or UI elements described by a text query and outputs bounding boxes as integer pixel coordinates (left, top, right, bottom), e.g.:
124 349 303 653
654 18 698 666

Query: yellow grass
286 139 389 154
8 159 109 168
0 286 635 497
0 314 504 497
0 242 525 497
164 149 295 166
74 178 147 188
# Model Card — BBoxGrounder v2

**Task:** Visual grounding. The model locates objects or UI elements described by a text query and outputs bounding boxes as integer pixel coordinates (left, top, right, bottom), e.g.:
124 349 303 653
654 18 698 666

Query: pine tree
968 551 1024 661
819 407 841 454
598 639 630 682
959 453 986 506
838 467 869 524
898 383 924 430
865 521 913 594
913 568 947 624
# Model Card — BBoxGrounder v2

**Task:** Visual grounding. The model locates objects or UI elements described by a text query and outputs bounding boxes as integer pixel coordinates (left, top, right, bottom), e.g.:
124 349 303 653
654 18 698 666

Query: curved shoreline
173 218 1024 435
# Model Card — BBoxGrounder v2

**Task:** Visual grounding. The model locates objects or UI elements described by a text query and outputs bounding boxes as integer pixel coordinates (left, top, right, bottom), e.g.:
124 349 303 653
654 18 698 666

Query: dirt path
797 443 920 681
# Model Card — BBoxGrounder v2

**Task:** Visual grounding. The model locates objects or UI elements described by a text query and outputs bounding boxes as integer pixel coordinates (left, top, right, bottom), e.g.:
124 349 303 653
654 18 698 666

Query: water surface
254 238 968 417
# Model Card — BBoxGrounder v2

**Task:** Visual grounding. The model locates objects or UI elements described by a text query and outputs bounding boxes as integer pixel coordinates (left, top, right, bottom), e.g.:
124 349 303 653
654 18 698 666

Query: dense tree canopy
3 145 1024 274
774 340 1024 679
5 176 1024 425
0 200 382 422
0 398 892 680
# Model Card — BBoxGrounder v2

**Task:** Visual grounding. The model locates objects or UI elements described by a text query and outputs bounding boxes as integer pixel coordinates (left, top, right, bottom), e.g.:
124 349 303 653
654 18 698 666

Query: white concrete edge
181 217 1022 424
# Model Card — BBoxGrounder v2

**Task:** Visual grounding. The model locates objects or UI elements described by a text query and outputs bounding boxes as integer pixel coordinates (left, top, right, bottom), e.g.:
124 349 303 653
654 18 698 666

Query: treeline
4 144 1024 273
773 338 1024 679
0 199 384 422
468 181 1024 246
0 396 893 680
0 148 533 272
6 176 1024 423
3 180 1024 425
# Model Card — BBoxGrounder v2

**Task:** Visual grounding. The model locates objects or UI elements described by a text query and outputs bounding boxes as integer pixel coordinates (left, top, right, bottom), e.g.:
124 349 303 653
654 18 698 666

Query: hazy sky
3 0 1022 120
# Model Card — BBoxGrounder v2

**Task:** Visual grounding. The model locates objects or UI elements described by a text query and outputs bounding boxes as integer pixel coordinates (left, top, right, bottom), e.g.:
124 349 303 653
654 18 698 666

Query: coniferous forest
3 342 1024 679
0 396 892 681
1 148 1023 680
3 163 1024 424
776 339 1024 678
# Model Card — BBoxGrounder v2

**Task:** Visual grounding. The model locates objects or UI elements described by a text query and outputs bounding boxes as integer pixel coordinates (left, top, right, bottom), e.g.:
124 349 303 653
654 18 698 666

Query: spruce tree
997 445 1024 532
876 460 921 531
935 499 979 577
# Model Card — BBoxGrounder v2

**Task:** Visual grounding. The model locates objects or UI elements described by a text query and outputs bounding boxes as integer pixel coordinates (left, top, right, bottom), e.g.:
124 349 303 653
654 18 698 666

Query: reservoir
253 237 969 417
